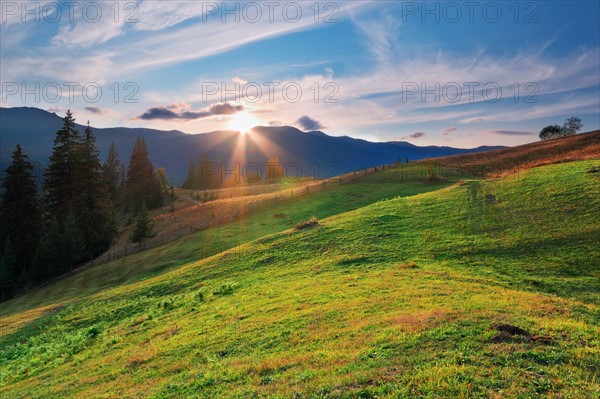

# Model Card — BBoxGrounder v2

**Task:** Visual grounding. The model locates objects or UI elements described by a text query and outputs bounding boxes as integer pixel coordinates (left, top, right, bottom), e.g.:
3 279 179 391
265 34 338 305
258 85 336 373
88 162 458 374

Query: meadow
1 159 598 398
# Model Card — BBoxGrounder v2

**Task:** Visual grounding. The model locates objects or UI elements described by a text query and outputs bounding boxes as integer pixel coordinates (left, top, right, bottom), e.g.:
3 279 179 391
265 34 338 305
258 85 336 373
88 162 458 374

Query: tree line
0 110 168 300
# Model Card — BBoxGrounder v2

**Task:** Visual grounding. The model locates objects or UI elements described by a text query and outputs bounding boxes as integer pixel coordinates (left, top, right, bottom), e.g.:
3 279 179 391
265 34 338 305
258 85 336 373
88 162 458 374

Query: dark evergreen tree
130 203 156 243
62 211 85 270
126 137 164 211
198 155 220 190
31 218 63 281
43 110 82 218
76 123 117 258
0 239 17 301
0 145 41 282
102 142 122 205
181 160 196 189
32 213 84 281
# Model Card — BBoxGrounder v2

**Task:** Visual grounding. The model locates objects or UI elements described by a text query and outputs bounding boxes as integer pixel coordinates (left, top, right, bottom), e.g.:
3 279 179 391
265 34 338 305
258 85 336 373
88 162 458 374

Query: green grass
1 161 599 398
1 165 452 325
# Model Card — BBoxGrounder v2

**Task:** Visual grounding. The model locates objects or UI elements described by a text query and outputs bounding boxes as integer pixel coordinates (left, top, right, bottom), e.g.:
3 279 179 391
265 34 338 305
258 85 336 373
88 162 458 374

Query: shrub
86 325 102 338
398 261 418 269
295 216 319 230
213 283 235 295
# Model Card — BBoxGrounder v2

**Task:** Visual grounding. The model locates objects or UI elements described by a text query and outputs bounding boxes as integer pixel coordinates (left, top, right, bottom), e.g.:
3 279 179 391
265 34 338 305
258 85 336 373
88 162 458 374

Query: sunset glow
228 112 260 134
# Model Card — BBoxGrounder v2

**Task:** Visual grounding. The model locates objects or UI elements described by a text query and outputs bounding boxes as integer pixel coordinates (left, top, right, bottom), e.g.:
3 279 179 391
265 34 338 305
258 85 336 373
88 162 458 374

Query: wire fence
21 160 478 292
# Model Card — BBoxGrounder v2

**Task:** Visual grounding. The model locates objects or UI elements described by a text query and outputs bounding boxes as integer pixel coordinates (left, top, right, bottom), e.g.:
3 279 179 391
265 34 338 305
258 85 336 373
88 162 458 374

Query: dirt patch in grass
387 309 455 332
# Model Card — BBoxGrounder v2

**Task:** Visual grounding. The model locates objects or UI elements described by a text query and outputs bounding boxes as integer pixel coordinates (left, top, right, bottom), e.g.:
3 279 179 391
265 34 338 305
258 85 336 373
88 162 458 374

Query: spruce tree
0 145 41 282
0 239 17 301
76 123 116 257
31 218 63 281
43 110 82 218
32 213 84 281
126 137 164 211
62 211 85 269
182 159 196 189
130 203 156 243
102 142 122 205
198 154 220 190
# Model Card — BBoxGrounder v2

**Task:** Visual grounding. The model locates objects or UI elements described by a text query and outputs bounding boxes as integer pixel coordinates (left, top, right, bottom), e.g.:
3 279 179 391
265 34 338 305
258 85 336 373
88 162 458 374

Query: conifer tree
31 218 63 281
130 203 156 243
62 211 85 269
43 110 82 218
198 154 220 190
126 136 164 211
182 159 197 189
76 123 116 257
102 142 122 204
0 239 17 301
0 145 41 281
32 213 84 281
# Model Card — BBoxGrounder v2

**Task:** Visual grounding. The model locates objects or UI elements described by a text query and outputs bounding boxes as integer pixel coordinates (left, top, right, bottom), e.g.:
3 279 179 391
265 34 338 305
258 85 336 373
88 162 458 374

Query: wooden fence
22 160 473 292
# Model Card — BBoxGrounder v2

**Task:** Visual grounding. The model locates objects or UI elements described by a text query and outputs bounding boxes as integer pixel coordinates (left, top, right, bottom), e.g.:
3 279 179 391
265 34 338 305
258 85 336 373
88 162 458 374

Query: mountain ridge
0 107 505 184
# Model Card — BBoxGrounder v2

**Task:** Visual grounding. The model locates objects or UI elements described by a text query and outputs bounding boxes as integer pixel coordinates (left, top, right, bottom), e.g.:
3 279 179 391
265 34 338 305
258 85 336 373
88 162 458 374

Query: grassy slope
1 166 450 325
1 160 598 398
427 130 600 177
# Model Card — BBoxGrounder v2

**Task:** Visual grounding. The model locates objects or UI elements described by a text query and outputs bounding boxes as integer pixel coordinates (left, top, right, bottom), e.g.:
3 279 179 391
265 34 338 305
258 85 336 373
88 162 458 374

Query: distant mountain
0 107 505 184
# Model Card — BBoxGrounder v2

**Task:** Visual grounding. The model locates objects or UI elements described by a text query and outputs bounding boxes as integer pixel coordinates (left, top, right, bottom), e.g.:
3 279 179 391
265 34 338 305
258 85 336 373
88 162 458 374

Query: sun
228 112 260 134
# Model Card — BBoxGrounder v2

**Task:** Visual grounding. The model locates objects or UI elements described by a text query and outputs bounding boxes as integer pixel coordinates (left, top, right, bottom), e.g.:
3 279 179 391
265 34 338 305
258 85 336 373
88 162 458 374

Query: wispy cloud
85 106 108 115
443 127 457 135
137 102 243 121
401 132 426 139
296 115 324 131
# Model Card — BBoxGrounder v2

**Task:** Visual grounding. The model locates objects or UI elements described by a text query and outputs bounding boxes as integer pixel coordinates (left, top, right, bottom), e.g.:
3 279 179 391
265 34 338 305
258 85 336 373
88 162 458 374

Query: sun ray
228 111 260 134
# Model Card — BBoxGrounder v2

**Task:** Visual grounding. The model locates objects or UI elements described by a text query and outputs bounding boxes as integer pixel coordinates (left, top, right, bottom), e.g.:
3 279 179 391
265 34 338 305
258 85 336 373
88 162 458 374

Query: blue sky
1 0 599 147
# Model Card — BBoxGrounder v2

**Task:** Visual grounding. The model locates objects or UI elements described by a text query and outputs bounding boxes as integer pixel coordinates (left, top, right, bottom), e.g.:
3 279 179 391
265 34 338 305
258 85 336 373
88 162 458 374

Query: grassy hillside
427 130 600 177
1 160 598 398
2 165 452 322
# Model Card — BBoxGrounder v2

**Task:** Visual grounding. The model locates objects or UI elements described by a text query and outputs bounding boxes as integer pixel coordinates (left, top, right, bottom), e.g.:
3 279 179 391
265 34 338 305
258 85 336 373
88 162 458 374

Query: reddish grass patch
420 130 600 177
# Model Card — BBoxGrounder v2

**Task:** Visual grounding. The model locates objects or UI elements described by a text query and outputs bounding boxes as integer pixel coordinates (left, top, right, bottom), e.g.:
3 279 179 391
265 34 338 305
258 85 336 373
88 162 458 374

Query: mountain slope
0 107 504 183
1 160 598 398
427 130 600 176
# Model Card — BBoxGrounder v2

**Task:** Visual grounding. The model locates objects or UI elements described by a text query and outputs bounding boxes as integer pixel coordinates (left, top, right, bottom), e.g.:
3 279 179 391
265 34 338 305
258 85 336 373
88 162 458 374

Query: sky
1 0 599 147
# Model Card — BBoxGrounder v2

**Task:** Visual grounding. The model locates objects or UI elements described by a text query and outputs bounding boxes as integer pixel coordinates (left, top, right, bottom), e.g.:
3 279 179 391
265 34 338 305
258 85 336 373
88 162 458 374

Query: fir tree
76 123 117 257
31 218 63 281
43 110 82 218
62 211 85 269
0 239 17 301
182 159 196 189
0 145 41 282
102 142 122 205
126 136 164 211
130 203 156 243
198 154 220 190
32 213 84 281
